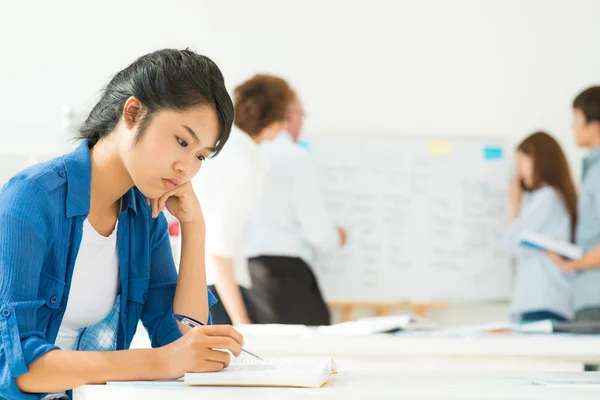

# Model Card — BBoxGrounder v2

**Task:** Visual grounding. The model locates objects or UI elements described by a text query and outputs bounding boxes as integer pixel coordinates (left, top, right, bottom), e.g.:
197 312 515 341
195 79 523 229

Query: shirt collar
276 130 295 143
62 140 138 218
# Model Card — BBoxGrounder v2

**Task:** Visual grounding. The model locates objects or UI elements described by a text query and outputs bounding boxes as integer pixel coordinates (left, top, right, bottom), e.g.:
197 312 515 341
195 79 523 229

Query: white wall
1 0 599 170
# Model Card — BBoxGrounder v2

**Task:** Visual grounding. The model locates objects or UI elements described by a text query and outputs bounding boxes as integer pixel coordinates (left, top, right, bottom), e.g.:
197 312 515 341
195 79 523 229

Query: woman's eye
177 137 188 147
197 155 206 162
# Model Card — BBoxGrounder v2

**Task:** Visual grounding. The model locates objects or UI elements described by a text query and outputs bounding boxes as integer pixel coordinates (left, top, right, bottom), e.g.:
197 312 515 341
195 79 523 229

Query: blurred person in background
194 74 296 325
547 87 600 370
504 131 577 323
244 92 347 326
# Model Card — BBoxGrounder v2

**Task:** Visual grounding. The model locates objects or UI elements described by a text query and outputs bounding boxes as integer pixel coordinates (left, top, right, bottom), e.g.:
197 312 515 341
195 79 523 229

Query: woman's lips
163 178 180 190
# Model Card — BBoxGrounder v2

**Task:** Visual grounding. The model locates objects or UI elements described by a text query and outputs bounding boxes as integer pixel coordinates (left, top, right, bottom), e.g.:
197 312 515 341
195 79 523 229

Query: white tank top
55 218 120 350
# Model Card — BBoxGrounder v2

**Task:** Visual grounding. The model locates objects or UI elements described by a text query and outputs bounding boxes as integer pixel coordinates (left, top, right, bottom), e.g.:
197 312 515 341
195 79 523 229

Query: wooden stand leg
414 305 426 317
376 306 390 317
342 305 353 322
329 301 447 323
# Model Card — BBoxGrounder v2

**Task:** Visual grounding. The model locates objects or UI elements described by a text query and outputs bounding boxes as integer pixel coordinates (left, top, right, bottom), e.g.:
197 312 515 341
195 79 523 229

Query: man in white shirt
193 74 296 325
244 95 347 325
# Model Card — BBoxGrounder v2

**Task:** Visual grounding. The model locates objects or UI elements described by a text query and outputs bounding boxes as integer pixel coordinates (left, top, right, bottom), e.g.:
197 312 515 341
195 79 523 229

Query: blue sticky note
297 140 311 150
484 146 503 160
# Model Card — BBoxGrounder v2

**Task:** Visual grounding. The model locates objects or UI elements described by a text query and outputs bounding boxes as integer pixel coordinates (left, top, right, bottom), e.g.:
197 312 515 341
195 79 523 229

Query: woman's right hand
158 325 244 378
509 175 523 207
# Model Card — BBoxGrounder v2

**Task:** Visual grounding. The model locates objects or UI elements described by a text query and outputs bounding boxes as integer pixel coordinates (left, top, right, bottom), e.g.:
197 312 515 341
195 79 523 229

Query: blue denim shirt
0 141 216 399
573 147 600 311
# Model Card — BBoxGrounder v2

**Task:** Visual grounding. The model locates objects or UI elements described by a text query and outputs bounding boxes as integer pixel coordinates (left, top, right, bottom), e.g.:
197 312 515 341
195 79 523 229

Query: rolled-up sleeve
141 213 217 348
0 180 59 399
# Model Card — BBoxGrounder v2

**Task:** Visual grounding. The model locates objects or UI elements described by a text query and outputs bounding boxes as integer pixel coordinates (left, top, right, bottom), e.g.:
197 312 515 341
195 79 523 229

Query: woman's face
516 151 535 189
121 104 220 199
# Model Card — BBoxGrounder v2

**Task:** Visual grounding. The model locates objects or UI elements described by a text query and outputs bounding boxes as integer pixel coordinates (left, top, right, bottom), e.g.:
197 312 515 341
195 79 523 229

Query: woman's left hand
147 182 204 224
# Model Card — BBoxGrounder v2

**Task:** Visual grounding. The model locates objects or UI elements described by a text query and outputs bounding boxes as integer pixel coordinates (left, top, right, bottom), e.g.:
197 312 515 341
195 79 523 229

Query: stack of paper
185 357 337 388
318 315 437 336
532 379 600 387
515 320 554 334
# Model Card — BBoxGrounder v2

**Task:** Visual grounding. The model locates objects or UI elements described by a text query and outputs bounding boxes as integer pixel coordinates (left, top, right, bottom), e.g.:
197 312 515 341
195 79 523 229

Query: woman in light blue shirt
504 132 578 322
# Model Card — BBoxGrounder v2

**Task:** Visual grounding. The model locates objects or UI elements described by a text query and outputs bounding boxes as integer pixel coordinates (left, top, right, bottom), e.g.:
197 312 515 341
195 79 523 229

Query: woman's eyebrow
182 125 199 142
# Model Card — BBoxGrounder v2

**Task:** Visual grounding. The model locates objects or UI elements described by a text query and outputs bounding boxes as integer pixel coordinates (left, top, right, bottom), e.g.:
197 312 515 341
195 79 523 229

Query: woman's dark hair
78 48 233 156
233 74 295 137
573 86 600 125
518 132 578 239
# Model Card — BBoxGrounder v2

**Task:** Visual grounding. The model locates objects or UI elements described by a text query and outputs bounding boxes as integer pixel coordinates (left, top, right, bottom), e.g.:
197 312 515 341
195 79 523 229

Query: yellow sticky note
428 141 451 155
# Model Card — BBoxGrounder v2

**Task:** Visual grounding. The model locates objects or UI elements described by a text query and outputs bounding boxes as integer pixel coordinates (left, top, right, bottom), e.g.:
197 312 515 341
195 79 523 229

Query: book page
184 357 337 388
224 357 336 375
519 231 583 260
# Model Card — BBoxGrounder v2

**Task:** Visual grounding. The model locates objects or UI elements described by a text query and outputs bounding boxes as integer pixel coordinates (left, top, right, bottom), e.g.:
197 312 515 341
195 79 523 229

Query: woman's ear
122 97 143 129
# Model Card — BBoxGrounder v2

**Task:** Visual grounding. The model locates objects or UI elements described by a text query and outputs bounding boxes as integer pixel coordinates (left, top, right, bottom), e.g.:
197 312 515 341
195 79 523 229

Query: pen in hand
173 313 264 361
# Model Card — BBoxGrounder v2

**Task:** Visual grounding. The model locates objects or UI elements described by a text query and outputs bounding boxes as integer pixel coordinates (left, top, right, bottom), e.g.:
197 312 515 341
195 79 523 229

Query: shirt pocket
38 272 65 327
39 272 65 309
128 277 150 304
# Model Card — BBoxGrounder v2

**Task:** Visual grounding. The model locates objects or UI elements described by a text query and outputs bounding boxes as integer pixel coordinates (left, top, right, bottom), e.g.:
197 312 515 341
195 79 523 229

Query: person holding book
548 87 600 329
504 132 578 323
0 49 246 400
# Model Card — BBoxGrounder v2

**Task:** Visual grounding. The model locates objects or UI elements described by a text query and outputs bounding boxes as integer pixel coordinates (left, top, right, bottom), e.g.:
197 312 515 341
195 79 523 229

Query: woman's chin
134 185 163 201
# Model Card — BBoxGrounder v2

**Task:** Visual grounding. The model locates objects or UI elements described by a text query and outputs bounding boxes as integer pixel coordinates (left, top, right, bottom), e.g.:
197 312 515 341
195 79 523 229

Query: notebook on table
184 357 337 388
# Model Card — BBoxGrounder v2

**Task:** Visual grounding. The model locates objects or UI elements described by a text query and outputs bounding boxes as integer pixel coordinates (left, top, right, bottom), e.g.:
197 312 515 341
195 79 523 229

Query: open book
184 357 337 388
519 231 584 260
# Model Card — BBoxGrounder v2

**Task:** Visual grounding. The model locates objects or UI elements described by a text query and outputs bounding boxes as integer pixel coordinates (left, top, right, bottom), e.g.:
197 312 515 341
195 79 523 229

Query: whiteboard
309 136 512 302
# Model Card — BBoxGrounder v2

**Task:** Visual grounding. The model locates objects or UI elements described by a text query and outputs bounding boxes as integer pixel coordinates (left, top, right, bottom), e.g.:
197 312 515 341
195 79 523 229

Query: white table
239 330 600 372
73 371 600 400
130 323 600 371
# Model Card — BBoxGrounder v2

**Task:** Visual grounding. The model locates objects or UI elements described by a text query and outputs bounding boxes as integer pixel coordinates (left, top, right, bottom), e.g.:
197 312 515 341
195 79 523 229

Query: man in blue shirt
549 87 600 340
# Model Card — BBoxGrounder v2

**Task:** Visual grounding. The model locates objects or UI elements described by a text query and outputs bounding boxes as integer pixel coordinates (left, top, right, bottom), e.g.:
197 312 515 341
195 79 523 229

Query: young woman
504 131 578 323
193 74 296 325
0 49 243 400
